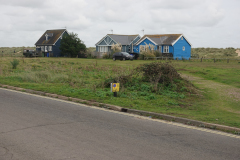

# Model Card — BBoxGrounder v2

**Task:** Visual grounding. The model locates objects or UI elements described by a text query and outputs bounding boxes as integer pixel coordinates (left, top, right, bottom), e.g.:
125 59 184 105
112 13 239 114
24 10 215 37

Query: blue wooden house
35 29 69 57
134 34 191 59
95 34 141 53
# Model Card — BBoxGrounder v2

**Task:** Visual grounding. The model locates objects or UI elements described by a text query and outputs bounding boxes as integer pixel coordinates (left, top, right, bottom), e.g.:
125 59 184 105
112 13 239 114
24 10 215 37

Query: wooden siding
129 36 140 53
99 40 107 45
173 36 191 59
134 38 157 53
134 35 191 59
52 31 68 57
109 41 116 45
52 38 61 57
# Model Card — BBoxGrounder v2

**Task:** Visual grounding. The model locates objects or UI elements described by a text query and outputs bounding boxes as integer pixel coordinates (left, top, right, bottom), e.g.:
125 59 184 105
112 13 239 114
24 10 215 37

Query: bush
137 62 181 86
102 53 109 59
10 59 19 69
86 53 96 59
103 61 194 93
139 51 156 60
153 51 162 57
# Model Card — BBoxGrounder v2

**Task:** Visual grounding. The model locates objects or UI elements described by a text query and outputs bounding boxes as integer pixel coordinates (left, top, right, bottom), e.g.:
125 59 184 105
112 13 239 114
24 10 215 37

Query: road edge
1 84 240 134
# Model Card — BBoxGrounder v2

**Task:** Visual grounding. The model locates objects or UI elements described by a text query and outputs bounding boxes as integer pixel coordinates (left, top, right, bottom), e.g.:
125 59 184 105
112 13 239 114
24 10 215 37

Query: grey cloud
0 0 47 8
0 0 239 48
147 0 204 9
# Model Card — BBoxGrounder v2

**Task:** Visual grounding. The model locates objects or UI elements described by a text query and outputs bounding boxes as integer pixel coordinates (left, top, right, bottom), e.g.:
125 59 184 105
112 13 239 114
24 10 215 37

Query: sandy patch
236 50 240 57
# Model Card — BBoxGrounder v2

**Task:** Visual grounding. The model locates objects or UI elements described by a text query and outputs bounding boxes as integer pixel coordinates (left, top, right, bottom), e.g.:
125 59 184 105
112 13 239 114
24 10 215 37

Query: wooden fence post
227 59 229 63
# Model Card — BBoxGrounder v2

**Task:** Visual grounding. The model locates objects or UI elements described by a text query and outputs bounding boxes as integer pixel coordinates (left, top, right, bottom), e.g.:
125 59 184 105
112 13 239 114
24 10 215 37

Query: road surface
0 88 239 160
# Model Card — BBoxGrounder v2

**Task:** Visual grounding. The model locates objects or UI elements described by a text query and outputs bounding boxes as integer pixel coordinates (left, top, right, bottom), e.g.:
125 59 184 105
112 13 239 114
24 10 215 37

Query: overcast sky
0 0 239 48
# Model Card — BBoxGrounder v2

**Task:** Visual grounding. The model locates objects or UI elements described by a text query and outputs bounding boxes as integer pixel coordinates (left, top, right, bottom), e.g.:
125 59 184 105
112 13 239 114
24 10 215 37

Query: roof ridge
46 29 66 31
145 34 182 36
108 34 139 36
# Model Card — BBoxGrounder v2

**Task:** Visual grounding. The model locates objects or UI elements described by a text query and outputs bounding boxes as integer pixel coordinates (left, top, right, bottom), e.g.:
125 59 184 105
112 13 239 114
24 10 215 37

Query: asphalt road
0 88 239 160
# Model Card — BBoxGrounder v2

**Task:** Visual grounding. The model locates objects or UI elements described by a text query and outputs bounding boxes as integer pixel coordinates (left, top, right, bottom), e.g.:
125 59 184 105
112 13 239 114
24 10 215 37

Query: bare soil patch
182 74 240 103
236 50 240 57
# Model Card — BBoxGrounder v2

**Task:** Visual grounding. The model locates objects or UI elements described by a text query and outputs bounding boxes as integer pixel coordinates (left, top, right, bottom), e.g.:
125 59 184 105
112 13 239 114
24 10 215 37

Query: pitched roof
96 34 140 46
35 29 67 45
108 34 139 45
136 34 182 45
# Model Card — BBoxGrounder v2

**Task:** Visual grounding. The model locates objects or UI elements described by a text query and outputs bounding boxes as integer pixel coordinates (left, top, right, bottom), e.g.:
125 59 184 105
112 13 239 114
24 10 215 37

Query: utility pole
110 29 113 34
141 29 144 35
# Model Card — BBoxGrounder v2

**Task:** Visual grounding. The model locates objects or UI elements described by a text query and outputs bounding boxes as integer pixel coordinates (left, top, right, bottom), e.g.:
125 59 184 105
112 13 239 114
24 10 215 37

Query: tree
60 32 86 57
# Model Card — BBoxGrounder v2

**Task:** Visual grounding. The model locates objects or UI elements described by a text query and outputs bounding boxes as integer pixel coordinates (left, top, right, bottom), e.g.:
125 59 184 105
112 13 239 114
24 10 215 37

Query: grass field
191 47 240 58
0 56 240 129
0 47 35 57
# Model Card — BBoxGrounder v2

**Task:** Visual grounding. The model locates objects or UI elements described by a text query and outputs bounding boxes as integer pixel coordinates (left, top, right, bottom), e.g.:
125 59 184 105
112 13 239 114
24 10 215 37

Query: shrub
139 51 156 60
139 43 157 60
153 51 162 57
102 53 109 59
137 62 181 86
102 52 114 59
111 43 122 53
10 59 19 69
103 61 194 93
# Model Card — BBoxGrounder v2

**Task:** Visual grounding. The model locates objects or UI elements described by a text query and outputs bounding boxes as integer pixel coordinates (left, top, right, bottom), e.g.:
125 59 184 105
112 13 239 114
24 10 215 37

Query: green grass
0 57 240 128
176 61 240 88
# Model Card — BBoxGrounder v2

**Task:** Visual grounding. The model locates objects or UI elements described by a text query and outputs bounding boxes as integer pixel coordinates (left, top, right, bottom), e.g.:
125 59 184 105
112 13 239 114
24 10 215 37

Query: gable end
172 35 192 46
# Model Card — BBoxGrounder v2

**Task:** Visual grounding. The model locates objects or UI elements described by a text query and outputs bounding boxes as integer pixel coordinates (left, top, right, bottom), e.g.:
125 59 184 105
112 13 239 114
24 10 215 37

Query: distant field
1 47 240 58
0 47 35 57
191 47 240 58
0 57 239 129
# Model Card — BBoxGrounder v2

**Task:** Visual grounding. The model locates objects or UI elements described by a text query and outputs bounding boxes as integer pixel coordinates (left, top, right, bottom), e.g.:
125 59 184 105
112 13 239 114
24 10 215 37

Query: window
181 37 183 40
48 46 52 51
163 46 169 53
45 34 48 41
99 46 108 52
182 46 185 51
159 46 162 53
45 46 48 52
140 45 145 51
41 46 44 51
128 47 131 52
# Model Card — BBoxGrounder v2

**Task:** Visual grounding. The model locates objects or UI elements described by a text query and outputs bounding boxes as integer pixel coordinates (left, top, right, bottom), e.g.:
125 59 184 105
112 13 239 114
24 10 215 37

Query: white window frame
128 46 131 52
45 34 48 41
48 46 52 51
41 46 44 51
140 45 145 51
182 46 185 51
99 46 108 52
159 46 162 53
163 46 169 53
45 46 48 52
181 37 183 40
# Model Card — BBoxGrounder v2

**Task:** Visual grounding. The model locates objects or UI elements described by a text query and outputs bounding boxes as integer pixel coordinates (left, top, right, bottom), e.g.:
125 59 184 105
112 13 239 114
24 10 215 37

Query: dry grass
191 47 238 58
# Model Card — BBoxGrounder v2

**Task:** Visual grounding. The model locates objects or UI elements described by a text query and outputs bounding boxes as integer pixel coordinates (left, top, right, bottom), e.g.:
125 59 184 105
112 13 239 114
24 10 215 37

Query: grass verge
0 57 239 128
